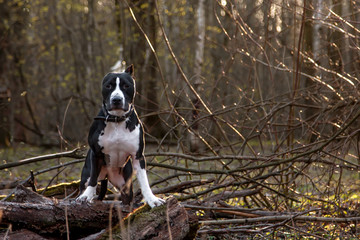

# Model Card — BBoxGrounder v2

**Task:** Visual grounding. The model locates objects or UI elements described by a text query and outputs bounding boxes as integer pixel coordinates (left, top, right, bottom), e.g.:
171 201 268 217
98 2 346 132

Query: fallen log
0 185 129 238
0 185 197 239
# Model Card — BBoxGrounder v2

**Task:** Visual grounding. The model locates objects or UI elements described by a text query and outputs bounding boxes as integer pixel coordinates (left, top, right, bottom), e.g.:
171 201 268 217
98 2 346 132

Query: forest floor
1 145 360 239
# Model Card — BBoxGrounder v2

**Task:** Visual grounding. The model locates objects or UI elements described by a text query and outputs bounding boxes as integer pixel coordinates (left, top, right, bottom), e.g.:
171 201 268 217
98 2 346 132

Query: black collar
94 114 127 122
94 105 133 123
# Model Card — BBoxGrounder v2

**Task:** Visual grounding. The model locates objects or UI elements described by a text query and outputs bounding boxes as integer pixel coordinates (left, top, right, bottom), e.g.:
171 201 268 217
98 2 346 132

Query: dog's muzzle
109 96 129 112
111 96 123 108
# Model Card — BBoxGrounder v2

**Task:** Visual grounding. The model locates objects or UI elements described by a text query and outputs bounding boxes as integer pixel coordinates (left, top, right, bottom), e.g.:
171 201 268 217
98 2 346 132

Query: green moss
37 180 80 197
99 198 173 239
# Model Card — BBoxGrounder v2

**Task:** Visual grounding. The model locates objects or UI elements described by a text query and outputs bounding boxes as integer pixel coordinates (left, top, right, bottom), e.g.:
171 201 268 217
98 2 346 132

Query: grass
0 144 84 194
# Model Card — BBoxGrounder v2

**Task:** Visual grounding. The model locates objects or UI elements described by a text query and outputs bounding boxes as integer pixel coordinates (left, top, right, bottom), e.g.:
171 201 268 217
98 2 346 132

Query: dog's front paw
76 194 94 203
76 186 96 203
146 196 165 208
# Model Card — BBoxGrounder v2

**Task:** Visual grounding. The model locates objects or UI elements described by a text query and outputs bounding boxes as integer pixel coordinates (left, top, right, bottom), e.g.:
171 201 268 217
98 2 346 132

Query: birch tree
190 0 206 152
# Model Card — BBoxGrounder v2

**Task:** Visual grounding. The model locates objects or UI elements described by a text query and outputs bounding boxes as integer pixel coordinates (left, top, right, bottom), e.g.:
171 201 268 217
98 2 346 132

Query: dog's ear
125 64 134 77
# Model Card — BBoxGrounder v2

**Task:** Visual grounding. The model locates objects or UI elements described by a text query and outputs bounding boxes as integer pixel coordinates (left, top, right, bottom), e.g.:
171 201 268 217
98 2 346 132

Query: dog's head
102 65 135 117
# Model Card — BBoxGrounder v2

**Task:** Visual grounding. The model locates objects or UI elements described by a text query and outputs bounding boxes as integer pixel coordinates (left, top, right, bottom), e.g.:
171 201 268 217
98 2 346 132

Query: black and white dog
77 65 164 208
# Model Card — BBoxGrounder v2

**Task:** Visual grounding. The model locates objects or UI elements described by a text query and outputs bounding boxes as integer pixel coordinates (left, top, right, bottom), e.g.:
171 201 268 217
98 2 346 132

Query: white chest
98 122 140 167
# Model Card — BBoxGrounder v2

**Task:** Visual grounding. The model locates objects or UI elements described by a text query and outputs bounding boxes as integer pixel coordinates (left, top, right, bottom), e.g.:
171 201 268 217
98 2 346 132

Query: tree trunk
190 0 206 152
143 0 162 137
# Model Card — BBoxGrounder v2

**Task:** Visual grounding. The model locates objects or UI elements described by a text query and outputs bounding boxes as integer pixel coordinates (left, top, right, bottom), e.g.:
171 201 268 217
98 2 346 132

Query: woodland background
1 0 360 238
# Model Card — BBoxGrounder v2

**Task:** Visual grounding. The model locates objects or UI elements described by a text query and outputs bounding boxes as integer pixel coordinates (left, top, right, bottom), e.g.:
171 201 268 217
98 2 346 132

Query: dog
77 65 165 208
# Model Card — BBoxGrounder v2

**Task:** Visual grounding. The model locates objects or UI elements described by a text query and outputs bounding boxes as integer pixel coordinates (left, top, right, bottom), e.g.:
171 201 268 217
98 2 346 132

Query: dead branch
153 178 215 194
148 162 230 174
193 205 261 218
0 148 84 170
203 189 261 202
200 215 360 225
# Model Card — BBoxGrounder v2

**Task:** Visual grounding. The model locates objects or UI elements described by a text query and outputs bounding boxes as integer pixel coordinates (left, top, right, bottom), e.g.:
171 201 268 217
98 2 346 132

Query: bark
143 0 165 138
190 0 206 152
312 0 324 66
98 197 196 240
0 229 48 240
0 186 129 238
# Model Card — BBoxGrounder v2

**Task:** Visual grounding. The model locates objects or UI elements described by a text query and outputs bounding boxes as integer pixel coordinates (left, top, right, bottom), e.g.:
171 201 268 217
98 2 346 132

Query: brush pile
1 143 360 239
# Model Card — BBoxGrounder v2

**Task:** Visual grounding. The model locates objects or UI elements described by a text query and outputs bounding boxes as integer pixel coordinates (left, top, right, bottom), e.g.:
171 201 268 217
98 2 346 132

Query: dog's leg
79 149 93 194
97 179 108 200
107 160 134 205
133 156 165 208
77 151 101 202
120 158 133 205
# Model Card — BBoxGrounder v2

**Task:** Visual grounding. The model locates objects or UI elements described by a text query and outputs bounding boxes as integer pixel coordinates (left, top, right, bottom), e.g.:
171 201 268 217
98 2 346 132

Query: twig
41 167 67 195
182 204 261 213
150 173 191 187
182 204 260 218
29 171 36 192
152 179 214 194
147 162 229 175
203 189 261 203
197 224 270 235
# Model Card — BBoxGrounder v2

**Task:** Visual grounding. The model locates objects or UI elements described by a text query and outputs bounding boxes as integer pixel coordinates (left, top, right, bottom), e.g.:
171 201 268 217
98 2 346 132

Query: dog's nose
112 97 123 106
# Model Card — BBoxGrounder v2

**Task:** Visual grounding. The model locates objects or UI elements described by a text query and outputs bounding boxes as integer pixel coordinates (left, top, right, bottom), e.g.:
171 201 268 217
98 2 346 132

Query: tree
189 0 206 152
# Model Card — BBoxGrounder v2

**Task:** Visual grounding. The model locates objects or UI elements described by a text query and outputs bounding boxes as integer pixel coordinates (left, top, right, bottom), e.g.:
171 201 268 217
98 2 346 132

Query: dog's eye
123 84 130 89
106 84 112 89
